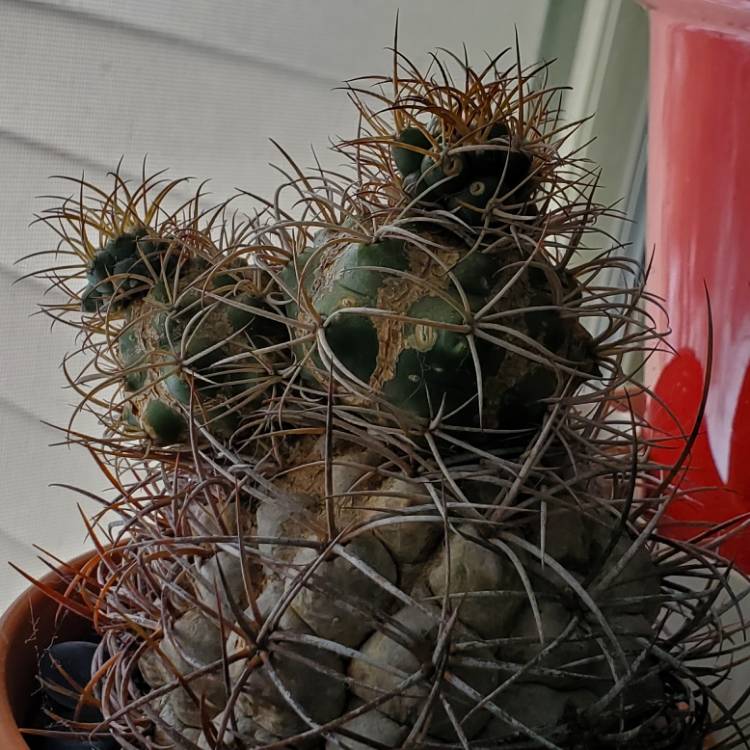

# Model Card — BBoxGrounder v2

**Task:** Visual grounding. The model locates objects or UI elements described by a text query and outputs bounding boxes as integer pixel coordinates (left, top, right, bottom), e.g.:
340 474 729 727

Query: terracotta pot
0 551 95 749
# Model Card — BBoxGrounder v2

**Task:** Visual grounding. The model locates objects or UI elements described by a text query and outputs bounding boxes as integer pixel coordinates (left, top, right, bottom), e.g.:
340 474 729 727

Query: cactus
24 42 750 750
34 175 288 447
116 254 284 444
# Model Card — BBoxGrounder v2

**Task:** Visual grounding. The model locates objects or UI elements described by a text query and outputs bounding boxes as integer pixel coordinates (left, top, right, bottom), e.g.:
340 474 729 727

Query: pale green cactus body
128 441 668 748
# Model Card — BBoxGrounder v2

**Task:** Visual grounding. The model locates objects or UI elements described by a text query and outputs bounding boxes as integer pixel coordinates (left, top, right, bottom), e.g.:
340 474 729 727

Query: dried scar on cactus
23 42 750 750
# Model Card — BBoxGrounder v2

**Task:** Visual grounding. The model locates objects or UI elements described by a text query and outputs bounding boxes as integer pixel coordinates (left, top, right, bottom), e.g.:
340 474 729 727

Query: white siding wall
0 0 549 603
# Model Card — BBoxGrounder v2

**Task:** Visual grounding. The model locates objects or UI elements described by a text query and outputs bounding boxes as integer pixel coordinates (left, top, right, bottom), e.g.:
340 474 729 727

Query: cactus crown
21 43 750 750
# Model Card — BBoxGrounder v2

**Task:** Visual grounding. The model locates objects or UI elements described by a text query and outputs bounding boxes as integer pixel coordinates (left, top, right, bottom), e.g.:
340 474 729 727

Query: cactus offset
34 175 288 446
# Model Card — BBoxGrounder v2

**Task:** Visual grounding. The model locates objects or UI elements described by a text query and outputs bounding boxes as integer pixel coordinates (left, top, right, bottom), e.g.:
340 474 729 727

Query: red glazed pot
0 552 95 749
640 0 750 570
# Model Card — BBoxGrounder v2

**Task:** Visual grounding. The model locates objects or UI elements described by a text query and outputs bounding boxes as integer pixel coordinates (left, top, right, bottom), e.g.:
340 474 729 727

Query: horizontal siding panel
0 131 125 272
0 135 163 422
0 130 195 274
0 1 354 203
0 261 80 425
0 406 101 605
22 0 549 83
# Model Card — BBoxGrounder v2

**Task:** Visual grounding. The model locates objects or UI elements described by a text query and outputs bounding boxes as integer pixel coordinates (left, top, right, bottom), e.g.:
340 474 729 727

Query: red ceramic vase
641 0 750 569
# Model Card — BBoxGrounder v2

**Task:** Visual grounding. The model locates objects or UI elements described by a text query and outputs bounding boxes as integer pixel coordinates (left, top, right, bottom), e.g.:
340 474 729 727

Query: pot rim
0 550 95 750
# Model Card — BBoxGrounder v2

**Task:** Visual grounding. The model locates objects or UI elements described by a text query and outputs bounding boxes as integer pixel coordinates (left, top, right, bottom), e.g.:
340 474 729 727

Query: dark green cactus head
81 227 176 313
332 46 593 242
393 119 537 227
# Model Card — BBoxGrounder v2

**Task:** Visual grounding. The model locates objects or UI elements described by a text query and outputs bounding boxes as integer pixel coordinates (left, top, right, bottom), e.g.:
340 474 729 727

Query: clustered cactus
24 43 750 750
